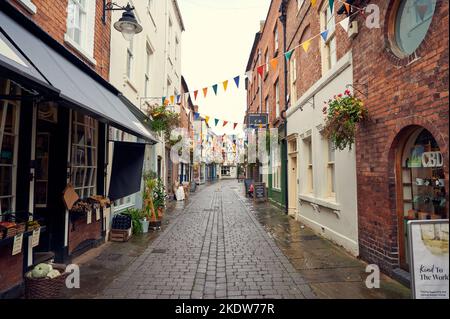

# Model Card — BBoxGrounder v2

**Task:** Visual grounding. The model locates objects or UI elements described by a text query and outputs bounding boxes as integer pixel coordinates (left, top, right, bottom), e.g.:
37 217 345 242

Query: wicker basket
24 265 69 299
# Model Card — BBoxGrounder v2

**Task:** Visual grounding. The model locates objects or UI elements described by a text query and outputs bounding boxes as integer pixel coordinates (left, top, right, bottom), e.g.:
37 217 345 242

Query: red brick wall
352 0 449 273
286 0 351 100
10 0 111 79
68 217 102 254
0 246 23 293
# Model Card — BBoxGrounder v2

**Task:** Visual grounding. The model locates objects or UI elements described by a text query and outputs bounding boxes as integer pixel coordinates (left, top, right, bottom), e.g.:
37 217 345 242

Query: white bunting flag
246 71 253 83
339 17 350 33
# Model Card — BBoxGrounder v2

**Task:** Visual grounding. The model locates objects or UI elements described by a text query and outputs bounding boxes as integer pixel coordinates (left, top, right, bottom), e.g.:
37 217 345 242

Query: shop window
0 80 20 214
70 111 98 198
393 0 437 56
221 166 231 177
402 129 447 220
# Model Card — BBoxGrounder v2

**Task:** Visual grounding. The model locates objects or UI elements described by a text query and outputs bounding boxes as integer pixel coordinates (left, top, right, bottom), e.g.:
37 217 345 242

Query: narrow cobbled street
65 180 409 299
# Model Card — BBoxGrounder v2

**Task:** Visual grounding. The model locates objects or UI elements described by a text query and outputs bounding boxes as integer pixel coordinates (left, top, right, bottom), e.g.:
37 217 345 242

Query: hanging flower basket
322 90 369 151
147 105 180 139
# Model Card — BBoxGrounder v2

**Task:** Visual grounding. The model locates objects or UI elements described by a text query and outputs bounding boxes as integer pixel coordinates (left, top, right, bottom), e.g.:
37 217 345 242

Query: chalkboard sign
253 182 267 202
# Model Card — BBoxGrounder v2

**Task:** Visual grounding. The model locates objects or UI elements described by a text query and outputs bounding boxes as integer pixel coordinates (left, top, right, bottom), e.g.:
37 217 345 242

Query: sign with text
408 220 449 299
253 182 267 202
12 233 23 256
31 228 41 248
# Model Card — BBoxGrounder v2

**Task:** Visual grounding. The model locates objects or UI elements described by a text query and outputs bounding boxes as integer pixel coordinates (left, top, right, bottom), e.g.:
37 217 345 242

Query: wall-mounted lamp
103 1 143 41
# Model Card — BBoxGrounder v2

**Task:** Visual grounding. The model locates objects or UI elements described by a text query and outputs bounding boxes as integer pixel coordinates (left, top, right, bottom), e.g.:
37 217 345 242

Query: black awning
108 141 145 201
0 10 156 143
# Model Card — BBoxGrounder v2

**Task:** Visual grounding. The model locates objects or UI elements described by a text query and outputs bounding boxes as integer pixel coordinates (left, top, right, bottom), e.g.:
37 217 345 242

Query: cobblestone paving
100 181 315 299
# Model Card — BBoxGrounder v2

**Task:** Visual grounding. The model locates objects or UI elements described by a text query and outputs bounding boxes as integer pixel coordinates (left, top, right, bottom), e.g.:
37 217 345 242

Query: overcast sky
178 0 271 136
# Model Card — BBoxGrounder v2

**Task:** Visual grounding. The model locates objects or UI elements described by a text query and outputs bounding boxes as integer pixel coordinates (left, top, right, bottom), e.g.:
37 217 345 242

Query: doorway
287 135 299 217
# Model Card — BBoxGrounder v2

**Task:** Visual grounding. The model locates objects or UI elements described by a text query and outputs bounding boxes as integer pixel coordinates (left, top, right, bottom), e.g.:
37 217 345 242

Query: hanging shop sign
408 220 449 299
31 228 41 248
12 233 23 256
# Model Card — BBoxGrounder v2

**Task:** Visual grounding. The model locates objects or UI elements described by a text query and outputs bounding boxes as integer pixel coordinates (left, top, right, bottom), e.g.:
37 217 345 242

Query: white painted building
286 52 359 256
108 0 185 213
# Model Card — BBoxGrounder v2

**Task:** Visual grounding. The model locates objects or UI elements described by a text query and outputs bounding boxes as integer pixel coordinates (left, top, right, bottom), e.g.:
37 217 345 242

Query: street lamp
102 1 143 41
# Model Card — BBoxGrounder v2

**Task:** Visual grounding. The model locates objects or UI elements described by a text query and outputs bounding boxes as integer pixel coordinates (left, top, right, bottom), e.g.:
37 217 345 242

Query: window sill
113 202 136 213
299 194 340 211
271 187 282 192
125 77 138 93
147 7 157 29
64 35 97 66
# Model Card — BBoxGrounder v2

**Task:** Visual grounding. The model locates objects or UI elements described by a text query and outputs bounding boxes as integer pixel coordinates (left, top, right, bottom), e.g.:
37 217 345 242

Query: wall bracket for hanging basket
346 83 368 98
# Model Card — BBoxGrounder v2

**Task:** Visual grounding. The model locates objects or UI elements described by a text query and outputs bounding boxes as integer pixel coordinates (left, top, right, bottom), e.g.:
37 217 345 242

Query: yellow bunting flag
270 58 278 71
204 116 210 124
203 87 208 98
223 80 229 92
302 39 312 52
170 96 175 105
311 0 317 7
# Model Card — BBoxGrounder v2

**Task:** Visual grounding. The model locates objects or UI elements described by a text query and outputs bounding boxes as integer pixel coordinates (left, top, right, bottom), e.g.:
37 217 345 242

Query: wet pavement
64 180 410 299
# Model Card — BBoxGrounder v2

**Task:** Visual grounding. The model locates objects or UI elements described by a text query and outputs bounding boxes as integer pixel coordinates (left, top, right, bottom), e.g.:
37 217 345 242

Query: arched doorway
396 128 447 271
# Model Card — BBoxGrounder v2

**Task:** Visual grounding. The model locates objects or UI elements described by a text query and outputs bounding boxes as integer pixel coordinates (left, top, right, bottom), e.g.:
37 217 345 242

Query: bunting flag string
139 1 366 108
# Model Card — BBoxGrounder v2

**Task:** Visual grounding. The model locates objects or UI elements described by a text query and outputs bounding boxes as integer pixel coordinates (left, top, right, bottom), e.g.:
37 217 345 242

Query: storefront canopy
0 10 157 143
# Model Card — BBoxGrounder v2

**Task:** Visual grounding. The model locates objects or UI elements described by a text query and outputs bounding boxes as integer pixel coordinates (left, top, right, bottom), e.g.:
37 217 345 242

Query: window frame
275 79 280 119
320 4 337 74
326 139 336 199
304 136 314 194
126 37 135 80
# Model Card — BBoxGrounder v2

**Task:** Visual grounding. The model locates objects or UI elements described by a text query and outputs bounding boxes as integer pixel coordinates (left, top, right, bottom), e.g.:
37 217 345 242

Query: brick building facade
352 0 449 277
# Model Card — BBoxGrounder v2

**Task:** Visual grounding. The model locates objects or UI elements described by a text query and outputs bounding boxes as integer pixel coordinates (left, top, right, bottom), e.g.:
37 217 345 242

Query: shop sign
408 220 449 299
31 228 41 248
254 182 267 202
422 152 443 168
12 233 23 256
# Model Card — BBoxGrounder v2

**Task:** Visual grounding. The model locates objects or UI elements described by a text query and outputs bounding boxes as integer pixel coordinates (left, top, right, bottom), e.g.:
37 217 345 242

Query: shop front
0 7 156 297
394 127 448 272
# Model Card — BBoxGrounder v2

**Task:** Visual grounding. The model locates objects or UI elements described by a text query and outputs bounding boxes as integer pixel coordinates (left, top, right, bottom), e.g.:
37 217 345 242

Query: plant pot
157 207 164 218
141 219 149 233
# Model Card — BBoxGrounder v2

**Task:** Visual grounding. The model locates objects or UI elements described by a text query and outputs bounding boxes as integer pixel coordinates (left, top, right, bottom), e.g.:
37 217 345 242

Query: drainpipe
280 0 289 214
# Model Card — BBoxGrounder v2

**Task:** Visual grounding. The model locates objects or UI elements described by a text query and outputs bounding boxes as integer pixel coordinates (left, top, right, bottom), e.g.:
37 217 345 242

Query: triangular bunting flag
194 90 199 100
245 71 253 83
233 123 238 130
223 121 228 127
162 96 166 105
344 2 351 14
194 112 200 120
215 118 219 126
223 80 229 92
170 95 175 105
212 84 218 95
234 76 240 88
257 65 265 78
176 95 181 104
311 0 317 7
203 87 208 98
302 39 311 52
339 16 350 33
329 0 334 13
204 116 210 124
285 50 294 61
321 30 329 42
270 58 278 71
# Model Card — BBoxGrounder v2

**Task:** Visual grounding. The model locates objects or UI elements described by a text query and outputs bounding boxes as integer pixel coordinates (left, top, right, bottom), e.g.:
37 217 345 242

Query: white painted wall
286 52 359 256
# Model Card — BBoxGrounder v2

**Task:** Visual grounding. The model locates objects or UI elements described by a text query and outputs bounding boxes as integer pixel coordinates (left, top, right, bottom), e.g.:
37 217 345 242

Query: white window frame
274 25 279 52
304 136 313 194
321 3 337 74
271 147 281 190
290 56 297 104
0 80 20 214
65 0 96 64
126 37 135 80
327 139 336 199
70 111 98 199
275 79 280 119
144 43 153 98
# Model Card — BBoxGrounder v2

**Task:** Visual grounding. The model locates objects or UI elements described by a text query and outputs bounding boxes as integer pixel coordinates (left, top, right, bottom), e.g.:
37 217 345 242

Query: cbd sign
422 152 443 168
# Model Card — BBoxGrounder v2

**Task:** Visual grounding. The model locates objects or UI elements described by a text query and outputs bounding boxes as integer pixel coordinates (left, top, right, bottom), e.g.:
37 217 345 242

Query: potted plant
123 208 146 235
322 89 369 151
153 178 167 220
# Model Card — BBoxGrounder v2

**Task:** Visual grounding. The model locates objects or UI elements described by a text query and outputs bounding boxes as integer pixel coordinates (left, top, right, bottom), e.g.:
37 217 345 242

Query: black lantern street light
102 1 143 41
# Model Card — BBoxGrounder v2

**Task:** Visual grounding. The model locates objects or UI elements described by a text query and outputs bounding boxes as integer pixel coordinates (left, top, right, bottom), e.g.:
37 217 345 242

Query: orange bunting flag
203 87 208 98
302 39 312 52
223 80 229 92
233 123 238 130
194 90 199 100
223 121 228 127
257 65 265 78
270 58 278 71
344 2 351 14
